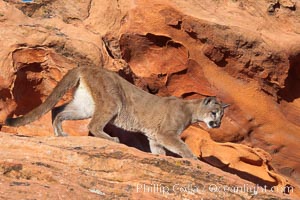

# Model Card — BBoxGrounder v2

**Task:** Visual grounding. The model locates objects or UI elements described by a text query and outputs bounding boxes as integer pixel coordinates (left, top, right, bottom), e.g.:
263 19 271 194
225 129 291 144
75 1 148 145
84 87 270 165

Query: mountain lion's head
200 97 229 128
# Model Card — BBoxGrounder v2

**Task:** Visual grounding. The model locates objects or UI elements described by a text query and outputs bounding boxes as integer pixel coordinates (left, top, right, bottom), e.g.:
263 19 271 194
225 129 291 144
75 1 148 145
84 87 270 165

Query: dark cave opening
278 53 300 102
12 63 44 116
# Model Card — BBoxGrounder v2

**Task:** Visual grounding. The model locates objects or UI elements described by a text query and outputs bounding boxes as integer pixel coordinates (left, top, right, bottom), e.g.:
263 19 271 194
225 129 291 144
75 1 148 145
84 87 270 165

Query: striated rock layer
0 132 293 199
0 0 300 198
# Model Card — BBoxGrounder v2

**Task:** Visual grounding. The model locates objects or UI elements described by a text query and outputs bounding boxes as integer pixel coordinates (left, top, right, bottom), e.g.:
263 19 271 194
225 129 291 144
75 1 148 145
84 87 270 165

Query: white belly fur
71 81 95 118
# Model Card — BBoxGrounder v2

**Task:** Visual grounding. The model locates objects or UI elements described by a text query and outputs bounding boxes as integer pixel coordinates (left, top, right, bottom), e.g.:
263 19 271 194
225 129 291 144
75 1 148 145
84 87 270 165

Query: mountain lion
5 67 228 160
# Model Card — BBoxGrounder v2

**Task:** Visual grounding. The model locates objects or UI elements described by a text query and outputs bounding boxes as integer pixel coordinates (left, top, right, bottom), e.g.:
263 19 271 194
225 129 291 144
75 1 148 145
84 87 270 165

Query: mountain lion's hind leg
52 103 92 137
88 103 120 143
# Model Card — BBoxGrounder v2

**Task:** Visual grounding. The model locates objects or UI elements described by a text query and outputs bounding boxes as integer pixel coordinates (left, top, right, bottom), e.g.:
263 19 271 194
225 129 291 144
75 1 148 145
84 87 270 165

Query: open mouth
208 121 220 128
212 124 220 128
197 122 220 129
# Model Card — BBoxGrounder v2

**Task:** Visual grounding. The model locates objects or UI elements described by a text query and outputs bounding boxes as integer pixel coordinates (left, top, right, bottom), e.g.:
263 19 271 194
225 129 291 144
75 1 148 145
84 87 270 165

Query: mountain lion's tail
5 67 81 127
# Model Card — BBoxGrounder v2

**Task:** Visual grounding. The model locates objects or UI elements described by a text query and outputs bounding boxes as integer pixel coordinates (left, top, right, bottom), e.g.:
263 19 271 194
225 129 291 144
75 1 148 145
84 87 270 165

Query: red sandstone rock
182 126 290 189
0 132 295 199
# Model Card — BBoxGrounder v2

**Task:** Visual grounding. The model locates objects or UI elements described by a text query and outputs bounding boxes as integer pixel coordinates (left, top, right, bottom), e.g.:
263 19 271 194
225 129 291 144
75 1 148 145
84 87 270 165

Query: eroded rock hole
0 89 12 101
277 53 300 126
12 63 44 116
145 33 181 48
278 53 300 102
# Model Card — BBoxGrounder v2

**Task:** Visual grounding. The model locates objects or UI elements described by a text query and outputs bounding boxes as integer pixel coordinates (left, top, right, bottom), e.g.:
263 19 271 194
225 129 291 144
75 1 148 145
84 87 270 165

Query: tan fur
6 67 228 159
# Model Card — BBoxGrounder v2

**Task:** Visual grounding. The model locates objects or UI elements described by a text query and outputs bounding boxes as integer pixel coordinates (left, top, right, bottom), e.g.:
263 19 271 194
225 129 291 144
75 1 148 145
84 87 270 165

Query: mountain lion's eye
211 111 217 116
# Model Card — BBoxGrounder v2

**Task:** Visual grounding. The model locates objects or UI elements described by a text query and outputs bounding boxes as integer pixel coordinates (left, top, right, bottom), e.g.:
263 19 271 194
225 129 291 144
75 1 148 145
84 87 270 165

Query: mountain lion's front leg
149 138 166 155
156 132 198 160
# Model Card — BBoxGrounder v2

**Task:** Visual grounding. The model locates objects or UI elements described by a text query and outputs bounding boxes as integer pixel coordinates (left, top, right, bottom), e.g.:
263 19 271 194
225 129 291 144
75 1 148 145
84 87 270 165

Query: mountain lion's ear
222 103 230 109
204 96 216 105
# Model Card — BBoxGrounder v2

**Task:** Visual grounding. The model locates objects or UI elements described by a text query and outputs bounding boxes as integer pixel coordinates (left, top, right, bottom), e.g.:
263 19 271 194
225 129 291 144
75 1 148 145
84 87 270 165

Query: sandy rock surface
0 132 293 199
